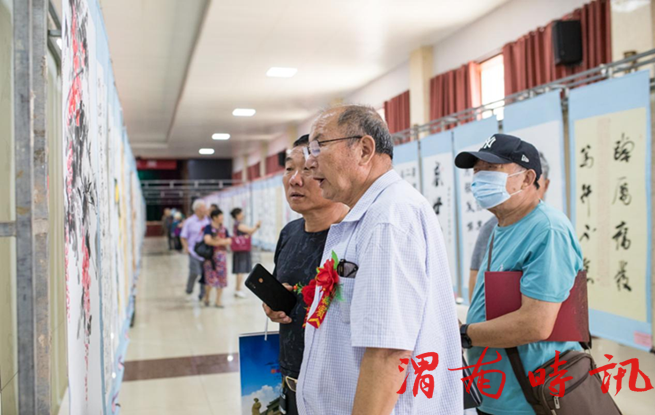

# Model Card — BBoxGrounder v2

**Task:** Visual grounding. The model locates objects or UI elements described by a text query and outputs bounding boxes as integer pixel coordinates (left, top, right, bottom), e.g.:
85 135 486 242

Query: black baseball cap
454 133 542 182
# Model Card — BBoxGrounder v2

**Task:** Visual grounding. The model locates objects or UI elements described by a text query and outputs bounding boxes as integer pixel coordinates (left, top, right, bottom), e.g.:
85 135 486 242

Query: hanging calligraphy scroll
569 70 652 351
453 117 497 303
504 90 566 213
393 140 421 191
420 131 459 295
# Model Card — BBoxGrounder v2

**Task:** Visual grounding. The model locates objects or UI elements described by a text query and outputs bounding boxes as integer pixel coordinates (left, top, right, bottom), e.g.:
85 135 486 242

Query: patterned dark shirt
272 218 329 378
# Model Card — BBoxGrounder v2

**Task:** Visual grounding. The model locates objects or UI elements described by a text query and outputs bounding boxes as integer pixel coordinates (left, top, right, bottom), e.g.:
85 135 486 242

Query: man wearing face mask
455 134 583 415
468 152 550 304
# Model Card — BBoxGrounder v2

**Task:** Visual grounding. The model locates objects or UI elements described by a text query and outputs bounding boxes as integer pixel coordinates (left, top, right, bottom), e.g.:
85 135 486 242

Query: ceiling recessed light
266 67 298 78
233 108 256 117
212 133 230 140
199 148 215 155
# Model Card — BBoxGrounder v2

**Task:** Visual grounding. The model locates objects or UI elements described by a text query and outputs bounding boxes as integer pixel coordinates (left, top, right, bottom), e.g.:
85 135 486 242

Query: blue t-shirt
466 202 583 415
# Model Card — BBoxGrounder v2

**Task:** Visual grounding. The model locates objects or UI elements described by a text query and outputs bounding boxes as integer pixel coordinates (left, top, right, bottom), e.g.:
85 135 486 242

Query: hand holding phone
262 286 293 324
246 264 297 315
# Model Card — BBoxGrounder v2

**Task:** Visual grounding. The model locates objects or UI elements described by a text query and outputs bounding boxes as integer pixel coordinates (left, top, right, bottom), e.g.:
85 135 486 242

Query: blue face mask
471 170 525 209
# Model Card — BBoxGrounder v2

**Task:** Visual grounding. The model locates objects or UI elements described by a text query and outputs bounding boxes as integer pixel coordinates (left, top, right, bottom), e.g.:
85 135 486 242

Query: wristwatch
460 324 473 349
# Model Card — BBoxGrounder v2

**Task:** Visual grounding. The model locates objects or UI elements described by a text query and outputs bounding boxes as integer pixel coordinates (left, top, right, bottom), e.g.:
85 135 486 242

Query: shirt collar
341 169 401 223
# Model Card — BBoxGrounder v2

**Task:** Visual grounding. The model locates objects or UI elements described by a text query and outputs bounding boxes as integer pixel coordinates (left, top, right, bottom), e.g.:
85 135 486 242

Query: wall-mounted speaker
278 150 287 167
552 20 582 66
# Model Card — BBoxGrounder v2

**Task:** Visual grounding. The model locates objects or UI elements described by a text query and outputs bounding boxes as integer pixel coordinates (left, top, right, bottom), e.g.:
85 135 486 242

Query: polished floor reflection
106 238 654 415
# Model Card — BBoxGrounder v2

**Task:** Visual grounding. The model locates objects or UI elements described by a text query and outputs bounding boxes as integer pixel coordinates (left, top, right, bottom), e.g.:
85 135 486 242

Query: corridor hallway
112 237 279 414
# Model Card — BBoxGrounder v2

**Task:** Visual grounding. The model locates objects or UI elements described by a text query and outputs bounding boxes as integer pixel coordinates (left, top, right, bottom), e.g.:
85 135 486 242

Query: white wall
247 151 260 166
611 0 653 61
268 133 290 156
432 0 589 74
345 61 410 109
297 113 318 136
232 156 244 173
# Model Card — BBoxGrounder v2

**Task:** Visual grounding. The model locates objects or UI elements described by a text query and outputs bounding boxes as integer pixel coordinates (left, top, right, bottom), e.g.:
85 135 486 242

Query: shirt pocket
337 278 356 324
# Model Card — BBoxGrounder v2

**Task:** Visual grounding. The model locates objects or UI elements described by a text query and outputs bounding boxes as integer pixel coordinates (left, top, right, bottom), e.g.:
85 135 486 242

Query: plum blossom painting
62 0 104 413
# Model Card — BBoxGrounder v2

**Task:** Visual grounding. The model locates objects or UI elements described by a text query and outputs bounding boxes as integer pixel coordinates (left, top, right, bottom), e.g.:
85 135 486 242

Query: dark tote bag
193 240 213 260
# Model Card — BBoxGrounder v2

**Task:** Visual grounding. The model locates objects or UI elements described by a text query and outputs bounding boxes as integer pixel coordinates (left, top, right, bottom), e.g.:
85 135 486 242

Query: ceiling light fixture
212 133 230 140
199 148 215 155
266 67 298 78
233 108 256 117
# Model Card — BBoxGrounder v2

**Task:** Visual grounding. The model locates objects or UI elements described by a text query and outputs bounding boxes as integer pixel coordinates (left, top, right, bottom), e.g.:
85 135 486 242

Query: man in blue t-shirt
455 134 583 415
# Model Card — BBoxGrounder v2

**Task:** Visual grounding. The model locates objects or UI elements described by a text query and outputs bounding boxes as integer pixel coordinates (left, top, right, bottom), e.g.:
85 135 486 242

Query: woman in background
202 209 232 307
171 211 185 251
230 208 261 298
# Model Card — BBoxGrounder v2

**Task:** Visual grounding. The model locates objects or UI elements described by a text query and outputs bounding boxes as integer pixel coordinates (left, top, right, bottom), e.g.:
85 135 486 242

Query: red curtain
247 162 261 181
266 153 285 175
232 171 242 182
383 90 410 134
429 62 481 125
503 0 611 96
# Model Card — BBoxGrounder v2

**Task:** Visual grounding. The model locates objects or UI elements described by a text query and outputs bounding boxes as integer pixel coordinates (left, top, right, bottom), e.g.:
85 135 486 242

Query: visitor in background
172 211 184 251
181 200 210 300
210 203 219 212
161 208 174 249
263 134 349 415
468 151 551 303
202 209 232 308
230 207 260 298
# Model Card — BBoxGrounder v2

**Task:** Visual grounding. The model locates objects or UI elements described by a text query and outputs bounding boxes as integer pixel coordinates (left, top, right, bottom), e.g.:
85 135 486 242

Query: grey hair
539 151 550 180
192 199 206 212
327 105 394 160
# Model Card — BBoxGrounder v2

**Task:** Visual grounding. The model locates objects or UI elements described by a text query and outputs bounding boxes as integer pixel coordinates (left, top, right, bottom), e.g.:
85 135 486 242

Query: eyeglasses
302 135 363 159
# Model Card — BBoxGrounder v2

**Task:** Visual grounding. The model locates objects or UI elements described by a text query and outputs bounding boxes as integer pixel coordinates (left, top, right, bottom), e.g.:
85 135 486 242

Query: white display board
453 117 498 303
420 131 459 295
504 90 566 213
393 141 421 190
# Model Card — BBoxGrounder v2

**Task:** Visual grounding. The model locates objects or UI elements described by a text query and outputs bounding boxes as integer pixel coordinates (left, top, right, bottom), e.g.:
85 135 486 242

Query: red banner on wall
136 159 178 170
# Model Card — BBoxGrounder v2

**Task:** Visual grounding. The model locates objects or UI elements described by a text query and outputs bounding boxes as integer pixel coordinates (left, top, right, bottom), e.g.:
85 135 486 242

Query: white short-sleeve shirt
297 170 463 415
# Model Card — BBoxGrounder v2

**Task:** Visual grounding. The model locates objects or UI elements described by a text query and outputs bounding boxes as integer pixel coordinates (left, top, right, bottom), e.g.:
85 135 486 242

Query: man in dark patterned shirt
263 134 349 415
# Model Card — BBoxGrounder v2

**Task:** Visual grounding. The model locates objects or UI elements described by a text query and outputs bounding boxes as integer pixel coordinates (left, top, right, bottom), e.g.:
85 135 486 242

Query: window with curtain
428 62 481 128
480 54 505 120
383 90 410 134
265 152 285 175
247 162 261 181
503 0 611 96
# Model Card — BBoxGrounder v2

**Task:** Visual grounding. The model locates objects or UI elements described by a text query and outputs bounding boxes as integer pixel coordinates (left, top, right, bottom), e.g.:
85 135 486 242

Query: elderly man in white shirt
297 105 462 415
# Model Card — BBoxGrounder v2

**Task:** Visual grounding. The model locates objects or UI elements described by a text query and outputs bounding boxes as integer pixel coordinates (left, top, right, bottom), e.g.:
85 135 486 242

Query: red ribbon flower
294 251 342 329
315 258 339 296
301 279 317 307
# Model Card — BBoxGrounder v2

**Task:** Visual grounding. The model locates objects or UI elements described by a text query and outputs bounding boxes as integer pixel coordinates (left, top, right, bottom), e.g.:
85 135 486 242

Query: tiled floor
80 237 655 414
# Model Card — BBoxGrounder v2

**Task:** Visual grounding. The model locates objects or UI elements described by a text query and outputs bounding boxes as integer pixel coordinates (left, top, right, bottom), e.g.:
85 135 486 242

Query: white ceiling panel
100 0 511 158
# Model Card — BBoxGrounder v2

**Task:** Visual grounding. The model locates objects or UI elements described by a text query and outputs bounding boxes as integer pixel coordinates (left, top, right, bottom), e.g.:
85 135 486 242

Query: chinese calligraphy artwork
420 132 458 293
393 141 421 190
570 71 652 351
453 118 497 302
574 110 648 321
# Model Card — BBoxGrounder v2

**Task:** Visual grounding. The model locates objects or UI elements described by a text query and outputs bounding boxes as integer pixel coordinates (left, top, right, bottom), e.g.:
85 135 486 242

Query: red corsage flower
315 258 339 295
302 279 317 307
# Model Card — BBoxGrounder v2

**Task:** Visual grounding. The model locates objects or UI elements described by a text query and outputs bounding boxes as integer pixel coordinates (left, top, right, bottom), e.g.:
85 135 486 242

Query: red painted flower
315 258 339 294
